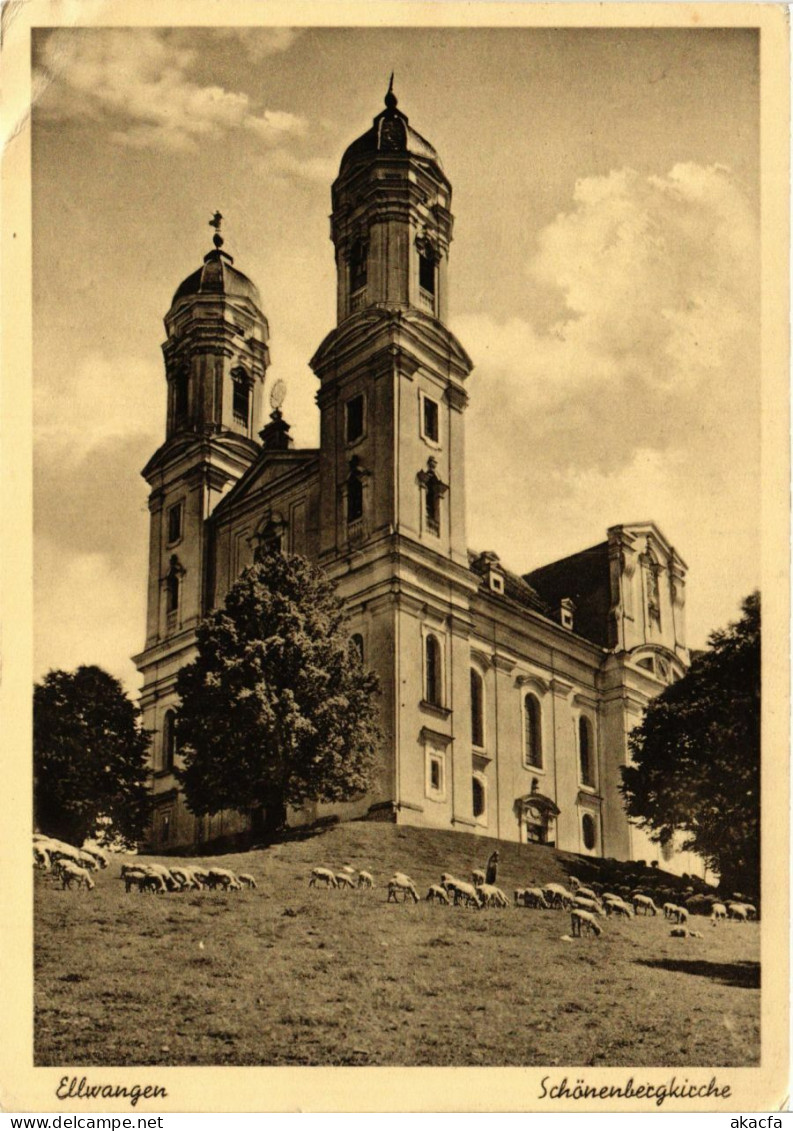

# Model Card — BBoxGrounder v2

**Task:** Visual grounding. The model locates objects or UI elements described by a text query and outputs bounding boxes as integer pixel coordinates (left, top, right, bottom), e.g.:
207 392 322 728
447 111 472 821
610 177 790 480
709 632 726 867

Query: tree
620 592 760 895
34 665 152 846
175 552 381 838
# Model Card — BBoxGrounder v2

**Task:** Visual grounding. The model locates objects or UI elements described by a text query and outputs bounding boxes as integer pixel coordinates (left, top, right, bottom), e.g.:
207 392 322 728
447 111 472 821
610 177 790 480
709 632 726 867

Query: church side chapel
134 84 692 868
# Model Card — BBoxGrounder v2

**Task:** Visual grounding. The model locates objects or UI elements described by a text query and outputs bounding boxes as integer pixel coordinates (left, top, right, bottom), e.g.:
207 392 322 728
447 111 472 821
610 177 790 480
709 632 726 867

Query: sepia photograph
1 0 788 1114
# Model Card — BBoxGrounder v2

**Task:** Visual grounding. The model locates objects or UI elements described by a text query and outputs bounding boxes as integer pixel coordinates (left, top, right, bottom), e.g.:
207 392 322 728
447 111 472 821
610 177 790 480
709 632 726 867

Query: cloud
200 28 303 62
35 29 307 152
454 163 759 643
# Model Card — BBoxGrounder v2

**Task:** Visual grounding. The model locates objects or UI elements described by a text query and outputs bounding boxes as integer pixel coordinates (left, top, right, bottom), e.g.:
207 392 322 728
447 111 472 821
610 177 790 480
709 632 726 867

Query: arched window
470 668 484 748
162 709 177 772
425 634 442 707
419 246 436 295
160 810 172 845
581 813 597 851
524 694 542 769
579 716 595 787
257 522 283 556
232 372 251 427
472 775 486 821
350 634 364 664
347 457 364 523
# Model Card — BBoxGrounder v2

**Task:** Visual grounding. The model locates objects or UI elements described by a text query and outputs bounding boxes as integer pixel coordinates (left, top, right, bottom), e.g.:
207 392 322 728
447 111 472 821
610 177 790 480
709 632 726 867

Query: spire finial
384 72 397 110
209 210 224 249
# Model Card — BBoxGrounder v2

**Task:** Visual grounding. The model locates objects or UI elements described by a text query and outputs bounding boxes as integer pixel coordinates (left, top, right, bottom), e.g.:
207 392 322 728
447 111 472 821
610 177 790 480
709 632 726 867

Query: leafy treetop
34 665 152 847
621 592 760 895
175 552 380 836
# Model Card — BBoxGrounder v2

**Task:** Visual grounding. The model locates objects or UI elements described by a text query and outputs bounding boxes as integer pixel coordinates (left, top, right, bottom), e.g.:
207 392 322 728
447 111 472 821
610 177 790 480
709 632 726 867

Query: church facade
133 87 693 867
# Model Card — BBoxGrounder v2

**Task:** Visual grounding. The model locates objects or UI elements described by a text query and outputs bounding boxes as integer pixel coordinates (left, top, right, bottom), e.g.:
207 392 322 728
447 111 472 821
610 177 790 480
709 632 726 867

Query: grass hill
35 822 758 1069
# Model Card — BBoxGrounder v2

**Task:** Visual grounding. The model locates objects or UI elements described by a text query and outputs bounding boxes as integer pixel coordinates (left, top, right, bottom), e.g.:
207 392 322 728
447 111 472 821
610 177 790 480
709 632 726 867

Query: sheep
440 873 459 894
543 883 574 910
727 903 748 922
132 866 168 894
129 862 177 890
471 868 486 887
119 868 161 894
663 902 678 919
446 879 483 908
33 844 51 871
669 905 688 924
478 883 509 909
392 871 416 888
59 860 95 891
711 902 728 921
604 897 633 919
238 873 257 889
573 895 604 917
335 873 356 890
425 884 450 905
170 866 202 891
357 871 374 889
207 867 242 891
309 867 338 889
49 845 85 871
515 886 548 909
570 908 602 937
671 927 703 938
387 875 419 903
576 886 599 903
632 894 659 916
568 876 582 891
81 844 109 869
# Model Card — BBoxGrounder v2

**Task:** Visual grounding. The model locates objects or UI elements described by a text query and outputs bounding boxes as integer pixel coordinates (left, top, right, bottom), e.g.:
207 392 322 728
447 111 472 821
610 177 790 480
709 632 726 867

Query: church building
133 85 691 866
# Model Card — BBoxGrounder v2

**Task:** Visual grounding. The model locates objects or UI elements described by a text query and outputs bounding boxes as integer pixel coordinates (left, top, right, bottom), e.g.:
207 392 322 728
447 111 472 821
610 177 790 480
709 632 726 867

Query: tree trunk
262 793 288 840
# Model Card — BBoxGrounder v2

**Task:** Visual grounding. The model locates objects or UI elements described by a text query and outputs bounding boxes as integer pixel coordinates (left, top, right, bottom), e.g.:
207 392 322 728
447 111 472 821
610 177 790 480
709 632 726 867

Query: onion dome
339 76 443 176
171 212 262 309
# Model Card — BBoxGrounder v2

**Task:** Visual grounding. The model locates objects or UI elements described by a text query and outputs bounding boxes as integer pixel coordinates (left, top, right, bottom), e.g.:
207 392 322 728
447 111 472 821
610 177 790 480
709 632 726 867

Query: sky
31 25 760 693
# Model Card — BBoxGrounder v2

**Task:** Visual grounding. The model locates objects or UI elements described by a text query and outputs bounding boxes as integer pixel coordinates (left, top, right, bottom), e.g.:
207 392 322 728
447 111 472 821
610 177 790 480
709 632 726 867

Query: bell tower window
349 238 367 294
419 248 436 296
232 371 251 428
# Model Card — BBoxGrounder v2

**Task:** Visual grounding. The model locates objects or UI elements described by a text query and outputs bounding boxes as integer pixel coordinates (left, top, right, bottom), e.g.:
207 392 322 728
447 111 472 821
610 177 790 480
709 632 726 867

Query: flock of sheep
33 834 257 896
34 831 757 944
309 862 758 941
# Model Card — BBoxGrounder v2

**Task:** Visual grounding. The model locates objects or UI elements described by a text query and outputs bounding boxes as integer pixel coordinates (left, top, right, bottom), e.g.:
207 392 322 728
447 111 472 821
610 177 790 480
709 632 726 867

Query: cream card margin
0 0 788 1114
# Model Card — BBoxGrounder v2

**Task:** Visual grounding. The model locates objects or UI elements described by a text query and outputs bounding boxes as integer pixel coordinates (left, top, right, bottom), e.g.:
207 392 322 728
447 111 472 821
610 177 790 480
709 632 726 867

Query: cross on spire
209 211 224 249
